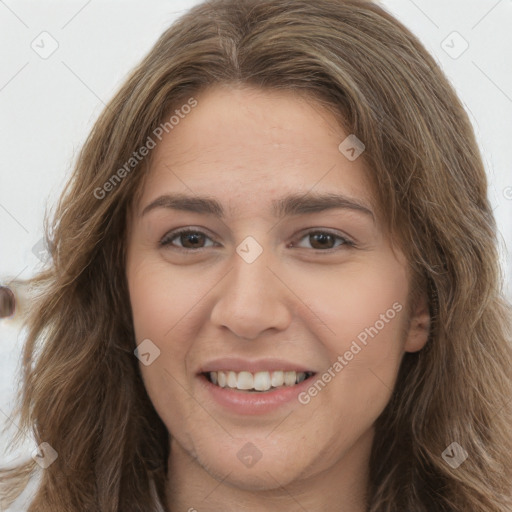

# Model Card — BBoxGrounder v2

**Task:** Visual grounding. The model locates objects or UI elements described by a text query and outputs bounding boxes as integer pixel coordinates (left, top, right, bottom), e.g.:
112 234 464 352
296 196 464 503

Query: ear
404 291 431 353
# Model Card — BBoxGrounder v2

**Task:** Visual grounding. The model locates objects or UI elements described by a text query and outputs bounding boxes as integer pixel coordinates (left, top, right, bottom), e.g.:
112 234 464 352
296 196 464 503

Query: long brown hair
2 0 511 510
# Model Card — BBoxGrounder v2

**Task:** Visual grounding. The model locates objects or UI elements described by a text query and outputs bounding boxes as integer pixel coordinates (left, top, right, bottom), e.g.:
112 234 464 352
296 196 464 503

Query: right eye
159 228 217 251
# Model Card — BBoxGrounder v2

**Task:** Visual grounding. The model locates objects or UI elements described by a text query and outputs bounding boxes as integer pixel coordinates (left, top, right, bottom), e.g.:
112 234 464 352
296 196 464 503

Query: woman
2 0 511 510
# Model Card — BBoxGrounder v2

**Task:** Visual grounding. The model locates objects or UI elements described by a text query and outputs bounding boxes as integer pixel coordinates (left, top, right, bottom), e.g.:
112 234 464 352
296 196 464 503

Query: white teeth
253 371 271 391
271 371 284 387
207 370 312 391
227 371 237 388
284 371 296 386
237 371 254 390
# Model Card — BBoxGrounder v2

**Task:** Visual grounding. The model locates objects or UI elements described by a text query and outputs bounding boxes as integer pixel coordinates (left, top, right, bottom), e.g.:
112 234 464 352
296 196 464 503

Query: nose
209 245 293 340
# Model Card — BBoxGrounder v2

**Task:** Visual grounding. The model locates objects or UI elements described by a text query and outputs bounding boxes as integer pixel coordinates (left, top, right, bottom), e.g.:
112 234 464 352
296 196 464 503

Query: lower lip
197 373 316 415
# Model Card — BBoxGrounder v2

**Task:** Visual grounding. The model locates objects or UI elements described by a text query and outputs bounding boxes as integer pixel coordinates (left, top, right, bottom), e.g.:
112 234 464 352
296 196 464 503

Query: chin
206 458 302 492
193 437 312 490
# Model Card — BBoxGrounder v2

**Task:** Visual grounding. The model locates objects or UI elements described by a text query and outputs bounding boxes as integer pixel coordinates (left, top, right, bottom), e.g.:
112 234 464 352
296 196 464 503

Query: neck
165 428 373 512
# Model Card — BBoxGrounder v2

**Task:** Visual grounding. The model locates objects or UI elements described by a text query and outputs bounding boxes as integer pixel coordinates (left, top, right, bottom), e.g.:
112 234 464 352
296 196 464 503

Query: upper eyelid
160 227 217 244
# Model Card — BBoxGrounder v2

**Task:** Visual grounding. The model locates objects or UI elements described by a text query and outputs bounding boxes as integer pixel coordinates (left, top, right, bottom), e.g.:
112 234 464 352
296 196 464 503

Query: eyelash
159 227 356 253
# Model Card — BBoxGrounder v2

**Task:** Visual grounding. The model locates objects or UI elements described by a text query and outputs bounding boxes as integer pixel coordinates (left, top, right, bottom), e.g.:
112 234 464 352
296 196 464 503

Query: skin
125 85 430 512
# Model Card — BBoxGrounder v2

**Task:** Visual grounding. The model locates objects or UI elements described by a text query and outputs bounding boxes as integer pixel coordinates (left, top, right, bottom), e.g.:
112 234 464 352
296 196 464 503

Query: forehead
134 85 376 219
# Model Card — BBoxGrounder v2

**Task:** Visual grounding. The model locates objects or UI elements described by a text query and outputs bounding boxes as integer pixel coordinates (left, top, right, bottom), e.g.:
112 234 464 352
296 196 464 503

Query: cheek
296 260 408 402
301 259 408 348
126 257 207 419
127 256 201 343
128 274 195 439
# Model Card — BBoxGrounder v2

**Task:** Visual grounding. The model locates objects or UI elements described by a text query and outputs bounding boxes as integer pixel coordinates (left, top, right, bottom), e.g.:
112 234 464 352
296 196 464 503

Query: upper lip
198 357 316 374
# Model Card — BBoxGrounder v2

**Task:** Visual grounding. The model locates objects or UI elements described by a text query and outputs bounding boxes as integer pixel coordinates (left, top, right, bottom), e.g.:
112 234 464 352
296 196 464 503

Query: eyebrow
140 192 374 221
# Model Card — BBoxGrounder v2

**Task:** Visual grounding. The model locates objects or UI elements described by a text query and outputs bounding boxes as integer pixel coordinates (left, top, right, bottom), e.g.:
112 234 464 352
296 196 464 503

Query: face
125 85 429 493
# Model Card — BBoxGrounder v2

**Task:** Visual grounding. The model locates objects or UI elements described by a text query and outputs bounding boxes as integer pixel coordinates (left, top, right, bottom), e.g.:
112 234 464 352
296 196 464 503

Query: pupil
184 233 203 247
312 233 332 249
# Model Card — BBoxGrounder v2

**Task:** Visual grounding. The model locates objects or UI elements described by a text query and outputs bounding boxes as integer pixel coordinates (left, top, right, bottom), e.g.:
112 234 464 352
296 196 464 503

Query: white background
1 1 511 509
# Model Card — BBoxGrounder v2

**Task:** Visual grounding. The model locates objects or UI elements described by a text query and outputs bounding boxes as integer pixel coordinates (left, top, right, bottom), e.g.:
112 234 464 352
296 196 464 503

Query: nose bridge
229 241 276 313
210 237 291 339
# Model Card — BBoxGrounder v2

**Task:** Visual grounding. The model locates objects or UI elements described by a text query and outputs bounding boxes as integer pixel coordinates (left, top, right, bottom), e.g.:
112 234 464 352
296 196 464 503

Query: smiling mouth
202 370 316 392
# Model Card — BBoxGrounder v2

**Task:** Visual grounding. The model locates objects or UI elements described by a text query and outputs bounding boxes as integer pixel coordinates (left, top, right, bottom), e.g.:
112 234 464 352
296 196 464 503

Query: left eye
293 230 354 251
159 229 354 251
